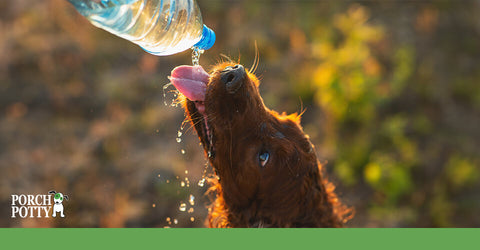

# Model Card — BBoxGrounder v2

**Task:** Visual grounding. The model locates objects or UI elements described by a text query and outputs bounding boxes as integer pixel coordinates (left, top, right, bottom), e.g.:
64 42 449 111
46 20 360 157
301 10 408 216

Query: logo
48 190 69 218
11 190 69 218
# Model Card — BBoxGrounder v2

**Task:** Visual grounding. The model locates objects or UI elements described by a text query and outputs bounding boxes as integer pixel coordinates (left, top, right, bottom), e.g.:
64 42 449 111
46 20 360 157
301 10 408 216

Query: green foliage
311 6 383 123
309 6 417 204
445 155 479 190
305 4 480 225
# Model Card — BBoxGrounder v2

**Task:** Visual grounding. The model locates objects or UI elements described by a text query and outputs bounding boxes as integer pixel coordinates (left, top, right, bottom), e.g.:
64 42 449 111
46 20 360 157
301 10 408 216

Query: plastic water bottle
67 0 215 56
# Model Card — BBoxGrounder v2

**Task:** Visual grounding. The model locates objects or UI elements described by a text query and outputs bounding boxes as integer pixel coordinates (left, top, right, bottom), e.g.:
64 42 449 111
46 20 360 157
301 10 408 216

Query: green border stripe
1 228 479 249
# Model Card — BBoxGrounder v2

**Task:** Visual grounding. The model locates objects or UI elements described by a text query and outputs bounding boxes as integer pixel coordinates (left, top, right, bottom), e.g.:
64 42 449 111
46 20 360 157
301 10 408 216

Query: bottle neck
194 25 216 51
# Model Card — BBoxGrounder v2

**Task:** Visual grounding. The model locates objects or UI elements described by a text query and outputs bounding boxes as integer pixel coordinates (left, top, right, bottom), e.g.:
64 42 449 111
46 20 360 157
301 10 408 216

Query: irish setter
170 62 352 227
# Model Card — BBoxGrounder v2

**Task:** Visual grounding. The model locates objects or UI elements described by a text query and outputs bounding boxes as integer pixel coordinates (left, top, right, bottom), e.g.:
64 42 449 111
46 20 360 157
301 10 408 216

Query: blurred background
1 0 480 228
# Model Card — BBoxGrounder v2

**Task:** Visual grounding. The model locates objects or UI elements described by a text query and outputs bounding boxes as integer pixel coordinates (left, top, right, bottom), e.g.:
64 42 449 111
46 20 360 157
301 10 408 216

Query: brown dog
170 62 352 227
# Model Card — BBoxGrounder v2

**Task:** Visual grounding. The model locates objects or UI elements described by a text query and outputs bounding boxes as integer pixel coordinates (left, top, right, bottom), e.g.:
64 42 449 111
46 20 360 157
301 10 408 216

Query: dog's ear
48 190 56 194
64 195 69 201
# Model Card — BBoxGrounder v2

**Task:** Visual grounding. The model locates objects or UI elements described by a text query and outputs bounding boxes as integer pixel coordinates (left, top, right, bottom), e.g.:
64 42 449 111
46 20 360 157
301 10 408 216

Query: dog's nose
221 64 246 94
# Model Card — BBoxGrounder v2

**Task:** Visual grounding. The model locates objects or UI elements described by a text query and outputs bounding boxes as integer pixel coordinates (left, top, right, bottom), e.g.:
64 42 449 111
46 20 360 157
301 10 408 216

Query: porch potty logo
11 190 69 218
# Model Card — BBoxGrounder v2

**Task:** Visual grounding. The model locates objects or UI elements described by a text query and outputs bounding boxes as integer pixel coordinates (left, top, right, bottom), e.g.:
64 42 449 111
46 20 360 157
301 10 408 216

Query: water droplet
173 219 178 224
163 83 173 106
179 203 187 212
181 149 186 154
191 47 204 66
189 194 195 206
180 181 185 187
177 131 182 137
190 217 195 222
198 178 205 187
176 138 182 143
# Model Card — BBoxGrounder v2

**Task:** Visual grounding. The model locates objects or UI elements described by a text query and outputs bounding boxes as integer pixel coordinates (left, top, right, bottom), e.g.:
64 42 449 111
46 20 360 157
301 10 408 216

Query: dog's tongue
170 65 209 101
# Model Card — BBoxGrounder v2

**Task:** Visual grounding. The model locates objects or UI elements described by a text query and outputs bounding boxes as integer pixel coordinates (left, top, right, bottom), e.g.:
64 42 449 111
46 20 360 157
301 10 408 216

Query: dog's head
54 193 64 204
49 190 68 205
171 63 322 213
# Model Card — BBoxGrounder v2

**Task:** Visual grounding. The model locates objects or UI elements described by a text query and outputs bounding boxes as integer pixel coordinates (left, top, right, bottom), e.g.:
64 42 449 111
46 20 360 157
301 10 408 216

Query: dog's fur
182 62 352 227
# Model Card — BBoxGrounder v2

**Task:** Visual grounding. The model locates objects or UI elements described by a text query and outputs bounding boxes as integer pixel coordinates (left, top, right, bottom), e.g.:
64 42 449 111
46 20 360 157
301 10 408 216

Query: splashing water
179 203 187 212
189 194 195 206
166 217 172 225
176 127 184 144
162 84 181 107
191 46 204 66
197 160 211 188
163 71 184 108
162 83 171 102
159 48 208 227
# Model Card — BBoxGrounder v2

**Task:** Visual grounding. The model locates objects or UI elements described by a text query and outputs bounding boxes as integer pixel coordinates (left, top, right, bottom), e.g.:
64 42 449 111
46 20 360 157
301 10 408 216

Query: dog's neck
207 163 348 228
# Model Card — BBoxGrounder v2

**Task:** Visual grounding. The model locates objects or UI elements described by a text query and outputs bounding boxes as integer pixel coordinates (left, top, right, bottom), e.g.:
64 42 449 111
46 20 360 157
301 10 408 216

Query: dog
170 62 352 227
49 190 68 218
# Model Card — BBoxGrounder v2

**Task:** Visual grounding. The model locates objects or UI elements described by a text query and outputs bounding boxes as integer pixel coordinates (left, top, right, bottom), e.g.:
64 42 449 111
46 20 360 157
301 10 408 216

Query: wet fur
182 62 352 227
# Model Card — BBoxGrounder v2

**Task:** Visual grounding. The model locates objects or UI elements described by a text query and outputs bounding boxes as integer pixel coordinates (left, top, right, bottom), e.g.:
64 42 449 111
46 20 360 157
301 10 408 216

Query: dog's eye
259 151 270 167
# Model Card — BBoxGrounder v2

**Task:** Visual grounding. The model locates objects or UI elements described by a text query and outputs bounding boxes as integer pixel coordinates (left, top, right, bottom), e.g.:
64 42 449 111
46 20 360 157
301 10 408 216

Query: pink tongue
170 65 209 101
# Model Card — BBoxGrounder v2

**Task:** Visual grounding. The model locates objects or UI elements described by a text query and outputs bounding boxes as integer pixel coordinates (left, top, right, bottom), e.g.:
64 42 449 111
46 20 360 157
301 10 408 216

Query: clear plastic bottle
67 0 215 56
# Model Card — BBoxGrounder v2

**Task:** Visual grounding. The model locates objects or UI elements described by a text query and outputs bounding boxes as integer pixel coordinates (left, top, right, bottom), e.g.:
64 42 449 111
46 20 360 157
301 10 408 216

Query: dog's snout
221 64 246 94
